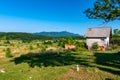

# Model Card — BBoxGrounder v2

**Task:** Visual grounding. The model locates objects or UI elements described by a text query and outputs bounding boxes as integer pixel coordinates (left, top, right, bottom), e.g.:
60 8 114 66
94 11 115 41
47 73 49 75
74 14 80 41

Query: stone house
85 27 112 50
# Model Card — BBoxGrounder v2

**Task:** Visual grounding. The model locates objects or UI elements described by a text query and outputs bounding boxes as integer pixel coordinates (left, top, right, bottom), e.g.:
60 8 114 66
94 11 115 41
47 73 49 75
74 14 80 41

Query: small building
85 27 112 50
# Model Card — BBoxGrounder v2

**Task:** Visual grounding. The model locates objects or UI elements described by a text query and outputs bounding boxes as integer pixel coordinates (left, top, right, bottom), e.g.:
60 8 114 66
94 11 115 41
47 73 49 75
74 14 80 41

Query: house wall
86 37 109 50
106 37 109 46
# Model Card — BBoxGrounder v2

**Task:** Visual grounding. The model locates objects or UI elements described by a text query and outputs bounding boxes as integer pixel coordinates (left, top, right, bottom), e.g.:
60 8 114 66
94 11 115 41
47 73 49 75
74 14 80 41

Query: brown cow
65 44 75 49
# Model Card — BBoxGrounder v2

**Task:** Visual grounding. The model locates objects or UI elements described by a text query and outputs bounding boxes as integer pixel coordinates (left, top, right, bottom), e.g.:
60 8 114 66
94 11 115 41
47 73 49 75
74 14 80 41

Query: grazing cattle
97 46 107 51
65 44 75 49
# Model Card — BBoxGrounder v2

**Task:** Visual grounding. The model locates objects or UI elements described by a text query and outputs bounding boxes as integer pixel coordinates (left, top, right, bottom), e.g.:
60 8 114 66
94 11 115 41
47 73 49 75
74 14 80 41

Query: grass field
0 40 120 80
0 50 120 80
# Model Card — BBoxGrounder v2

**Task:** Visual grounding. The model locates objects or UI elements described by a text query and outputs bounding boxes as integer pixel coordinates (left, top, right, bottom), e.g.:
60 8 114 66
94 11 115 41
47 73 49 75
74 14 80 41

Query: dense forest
0 32 85 41
0 32 52 41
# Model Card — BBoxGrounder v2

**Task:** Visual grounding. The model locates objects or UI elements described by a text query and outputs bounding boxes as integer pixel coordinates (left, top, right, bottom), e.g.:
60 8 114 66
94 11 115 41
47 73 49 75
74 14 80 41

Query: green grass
0 40 120 80
0 50 120 80
0 62 69 80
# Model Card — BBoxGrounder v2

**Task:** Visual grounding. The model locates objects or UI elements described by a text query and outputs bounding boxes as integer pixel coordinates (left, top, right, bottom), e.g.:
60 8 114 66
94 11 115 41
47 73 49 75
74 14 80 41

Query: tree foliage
5 48 13 58
84 0 120 22
110 29 120 45
0 32 52 42
114 29 120 35
58 36 74 47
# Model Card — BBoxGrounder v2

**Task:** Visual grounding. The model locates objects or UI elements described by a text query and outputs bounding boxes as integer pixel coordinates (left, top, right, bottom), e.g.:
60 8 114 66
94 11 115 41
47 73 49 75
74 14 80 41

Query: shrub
40 45 47 51
92 43 98 50
5 48 13 58
110 34 120 46
108 44 119 50
43 41 52 44
36 43 40 47
58 37 74 48
29 45 33 50
75 41 86 48
58 38 66 48
4 40 10 44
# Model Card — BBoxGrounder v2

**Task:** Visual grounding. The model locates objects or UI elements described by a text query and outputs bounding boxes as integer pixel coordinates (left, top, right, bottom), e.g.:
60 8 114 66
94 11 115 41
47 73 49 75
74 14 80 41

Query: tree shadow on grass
11 51 88 68
11 49 120 75
94 51 120 75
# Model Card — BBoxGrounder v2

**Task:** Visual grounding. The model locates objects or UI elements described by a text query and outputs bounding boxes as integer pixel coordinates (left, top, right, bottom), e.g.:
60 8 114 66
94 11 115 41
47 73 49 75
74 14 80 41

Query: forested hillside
0 32 85 41
0 32 52 41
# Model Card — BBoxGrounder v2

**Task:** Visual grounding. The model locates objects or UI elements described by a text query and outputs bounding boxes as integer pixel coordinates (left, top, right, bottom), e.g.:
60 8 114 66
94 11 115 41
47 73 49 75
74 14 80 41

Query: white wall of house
86 38 101 47
86 37 109 49
106 37 109 46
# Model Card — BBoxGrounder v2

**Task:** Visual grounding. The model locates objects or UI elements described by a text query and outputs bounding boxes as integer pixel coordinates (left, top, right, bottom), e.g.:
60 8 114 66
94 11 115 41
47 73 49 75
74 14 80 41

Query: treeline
56 36 85 40
0 32 85 41
0 32 52 41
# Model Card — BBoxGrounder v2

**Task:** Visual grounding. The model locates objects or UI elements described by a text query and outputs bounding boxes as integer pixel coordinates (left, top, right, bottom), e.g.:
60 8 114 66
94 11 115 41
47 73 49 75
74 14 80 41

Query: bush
58 37 74 48
40 45 47 51
58 39 66 48
110 34 120 46
5 48 13 58
36 43 40 47
75 41 86 48
29 45 33 50
92 43 98 50
43 41 52 44
4 40 10 44
108 44 119 50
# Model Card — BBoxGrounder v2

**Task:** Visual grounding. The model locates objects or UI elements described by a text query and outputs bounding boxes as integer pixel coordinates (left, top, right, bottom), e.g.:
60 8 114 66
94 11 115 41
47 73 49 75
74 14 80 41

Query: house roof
85 27 112 37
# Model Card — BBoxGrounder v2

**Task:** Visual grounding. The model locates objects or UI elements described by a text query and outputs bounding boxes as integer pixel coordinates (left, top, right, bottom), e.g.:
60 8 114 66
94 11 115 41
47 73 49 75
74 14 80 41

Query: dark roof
85 27 112 37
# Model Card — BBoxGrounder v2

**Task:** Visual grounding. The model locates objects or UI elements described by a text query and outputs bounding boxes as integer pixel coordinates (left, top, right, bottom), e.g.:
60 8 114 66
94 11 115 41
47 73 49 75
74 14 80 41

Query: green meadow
0 39 120 80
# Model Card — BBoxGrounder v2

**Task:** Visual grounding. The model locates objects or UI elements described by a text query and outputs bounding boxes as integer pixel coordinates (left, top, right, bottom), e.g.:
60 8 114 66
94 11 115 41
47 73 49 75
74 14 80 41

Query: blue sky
0 0 120 35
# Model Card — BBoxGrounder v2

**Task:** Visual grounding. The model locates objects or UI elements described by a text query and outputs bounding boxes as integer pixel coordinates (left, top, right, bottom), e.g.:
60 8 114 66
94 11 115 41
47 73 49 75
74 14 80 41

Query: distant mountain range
34 31 80 37
0 31 83 41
